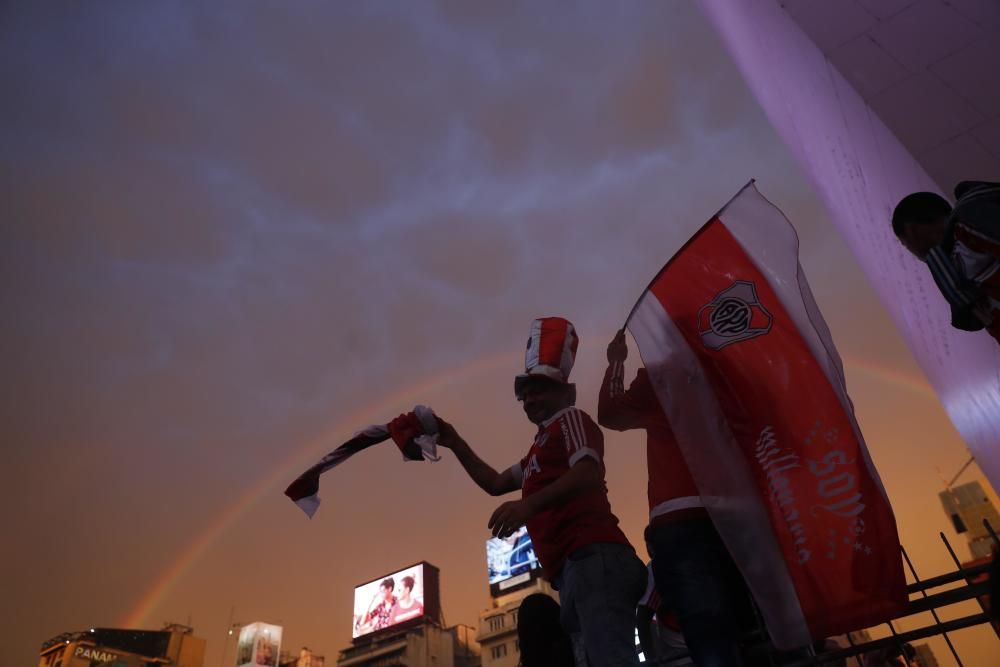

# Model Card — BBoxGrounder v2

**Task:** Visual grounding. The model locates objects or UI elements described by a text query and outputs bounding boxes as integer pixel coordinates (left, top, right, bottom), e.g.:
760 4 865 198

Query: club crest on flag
697 280 773 350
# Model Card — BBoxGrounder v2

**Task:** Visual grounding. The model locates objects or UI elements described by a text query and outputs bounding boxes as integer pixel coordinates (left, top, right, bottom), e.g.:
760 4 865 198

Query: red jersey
598 361 701 522
509 407 631 579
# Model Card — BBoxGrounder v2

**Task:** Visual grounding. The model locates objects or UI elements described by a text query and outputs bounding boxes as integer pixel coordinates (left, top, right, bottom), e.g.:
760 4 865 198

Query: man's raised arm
436 417 520 497
598 329 649 431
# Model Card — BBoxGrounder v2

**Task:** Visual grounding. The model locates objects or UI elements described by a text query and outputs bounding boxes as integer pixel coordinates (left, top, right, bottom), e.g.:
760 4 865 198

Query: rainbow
843 357 936 399
122 351 520 627
122 351 934 627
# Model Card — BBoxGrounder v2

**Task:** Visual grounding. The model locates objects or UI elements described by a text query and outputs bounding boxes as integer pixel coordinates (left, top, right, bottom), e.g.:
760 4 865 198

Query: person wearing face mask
891 181 1000 343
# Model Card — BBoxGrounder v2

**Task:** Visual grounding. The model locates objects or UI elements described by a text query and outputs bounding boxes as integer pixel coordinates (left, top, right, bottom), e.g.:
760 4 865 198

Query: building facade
336 620 479 667
939 481 1000 560
280 647 325 667
476 578 558 667
39 624 205 667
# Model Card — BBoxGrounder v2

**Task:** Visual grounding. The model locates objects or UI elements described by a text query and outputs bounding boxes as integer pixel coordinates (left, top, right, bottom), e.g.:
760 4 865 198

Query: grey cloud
1 3 839 663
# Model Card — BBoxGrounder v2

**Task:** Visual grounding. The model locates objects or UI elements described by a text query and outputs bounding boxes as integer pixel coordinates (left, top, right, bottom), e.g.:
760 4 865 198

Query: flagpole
622 179 757 327
945 454 977 489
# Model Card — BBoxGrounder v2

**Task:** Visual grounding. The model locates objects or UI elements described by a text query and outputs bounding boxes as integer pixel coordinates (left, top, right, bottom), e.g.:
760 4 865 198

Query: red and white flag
284 405 440 518
627 182 907 648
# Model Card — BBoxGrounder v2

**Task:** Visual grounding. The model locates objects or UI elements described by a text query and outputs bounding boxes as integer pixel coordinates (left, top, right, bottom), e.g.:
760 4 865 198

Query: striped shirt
598 363 702 522
926 181 1000 336
509 407 631 579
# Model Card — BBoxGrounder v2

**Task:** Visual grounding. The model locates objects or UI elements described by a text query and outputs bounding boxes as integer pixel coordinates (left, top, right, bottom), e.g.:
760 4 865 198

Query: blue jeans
554 542 648 667
649 518 754 667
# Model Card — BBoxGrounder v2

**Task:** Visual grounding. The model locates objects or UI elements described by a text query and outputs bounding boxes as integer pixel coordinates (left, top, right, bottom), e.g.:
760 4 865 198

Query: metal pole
903 544 964 665
946 455 976 489
942 527 1000 640
219 606 234 667
883 619 907 664
778 613 991 667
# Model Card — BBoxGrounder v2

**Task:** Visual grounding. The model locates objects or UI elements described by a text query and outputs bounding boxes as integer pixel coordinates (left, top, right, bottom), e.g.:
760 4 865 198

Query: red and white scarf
284 405 440 518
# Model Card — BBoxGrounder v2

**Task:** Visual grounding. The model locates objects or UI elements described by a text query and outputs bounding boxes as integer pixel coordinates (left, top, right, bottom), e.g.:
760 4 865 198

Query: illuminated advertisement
235 623 282 667
352 563 439 639
486 526 541 596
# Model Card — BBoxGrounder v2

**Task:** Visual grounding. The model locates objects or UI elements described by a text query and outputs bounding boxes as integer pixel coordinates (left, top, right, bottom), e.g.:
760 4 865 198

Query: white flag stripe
716 187 845 409
718 186 891 506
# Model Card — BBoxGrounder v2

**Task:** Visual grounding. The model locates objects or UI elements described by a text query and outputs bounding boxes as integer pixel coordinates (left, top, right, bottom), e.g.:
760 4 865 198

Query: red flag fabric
627 182 907 648
284 406 440 518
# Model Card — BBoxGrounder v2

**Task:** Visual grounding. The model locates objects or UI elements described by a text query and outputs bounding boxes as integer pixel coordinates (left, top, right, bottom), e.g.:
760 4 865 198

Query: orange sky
2 2 997 667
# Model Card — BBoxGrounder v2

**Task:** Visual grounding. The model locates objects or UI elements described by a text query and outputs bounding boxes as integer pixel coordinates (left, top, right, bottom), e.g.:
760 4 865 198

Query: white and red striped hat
514 317 579 397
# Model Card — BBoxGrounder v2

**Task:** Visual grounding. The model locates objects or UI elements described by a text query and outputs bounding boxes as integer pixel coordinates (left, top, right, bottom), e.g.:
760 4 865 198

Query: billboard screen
486 526 541 596
235 623 282 667
352 563 438 639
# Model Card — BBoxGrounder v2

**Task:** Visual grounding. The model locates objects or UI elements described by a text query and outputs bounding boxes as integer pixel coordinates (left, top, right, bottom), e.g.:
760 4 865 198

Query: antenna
934 465 950 490
945 455 976 490
219 606 236 667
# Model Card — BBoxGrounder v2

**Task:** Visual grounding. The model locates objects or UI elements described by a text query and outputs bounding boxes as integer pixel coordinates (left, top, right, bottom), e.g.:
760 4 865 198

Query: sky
2 2 997 666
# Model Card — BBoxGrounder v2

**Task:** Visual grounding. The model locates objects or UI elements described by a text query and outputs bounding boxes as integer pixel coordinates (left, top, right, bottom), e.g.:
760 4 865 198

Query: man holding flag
436 317 647 667
600 329 754 665
616 182 908 652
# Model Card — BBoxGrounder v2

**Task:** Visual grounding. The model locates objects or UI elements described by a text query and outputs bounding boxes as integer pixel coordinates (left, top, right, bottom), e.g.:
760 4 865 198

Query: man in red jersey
437 317 647 666
599 329 756 667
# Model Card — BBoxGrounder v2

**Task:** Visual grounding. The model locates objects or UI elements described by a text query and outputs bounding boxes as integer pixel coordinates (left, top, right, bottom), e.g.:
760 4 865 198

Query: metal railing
644 519 998 666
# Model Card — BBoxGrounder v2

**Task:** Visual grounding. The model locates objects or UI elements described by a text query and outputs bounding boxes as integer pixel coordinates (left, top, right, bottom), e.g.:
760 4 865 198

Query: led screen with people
486 526 540 595
352 564 427 638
